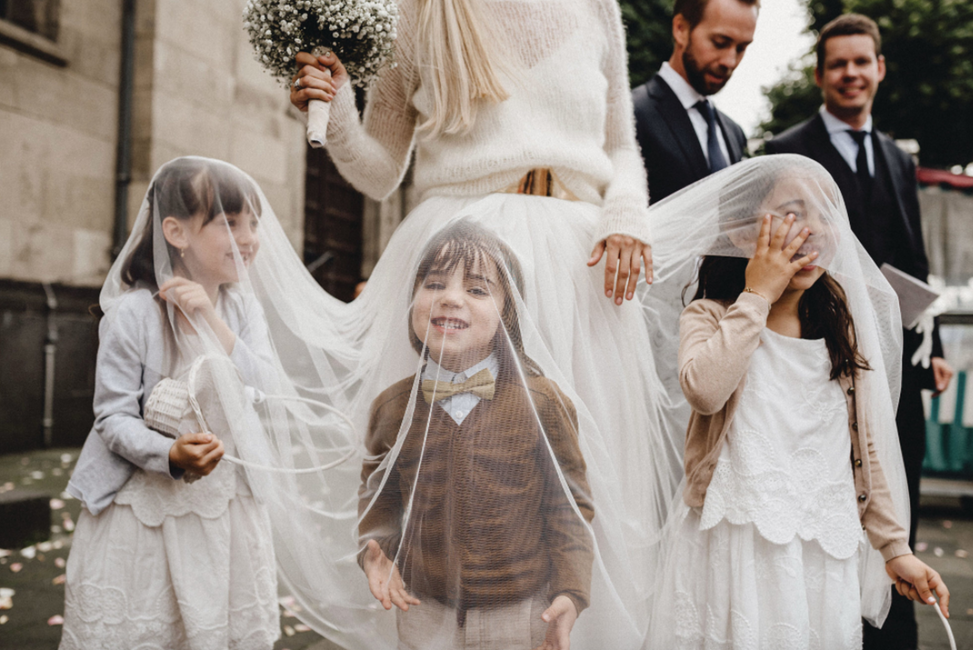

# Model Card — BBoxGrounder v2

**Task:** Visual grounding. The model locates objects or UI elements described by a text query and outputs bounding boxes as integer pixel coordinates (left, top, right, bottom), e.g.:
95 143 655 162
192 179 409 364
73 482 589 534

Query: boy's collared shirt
422 353 498 425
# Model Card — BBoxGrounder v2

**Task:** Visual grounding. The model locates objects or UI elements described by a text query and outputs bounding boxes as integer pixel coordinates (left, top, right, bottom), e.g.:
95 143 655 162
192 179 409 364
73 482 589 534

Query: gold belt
502 168 580 201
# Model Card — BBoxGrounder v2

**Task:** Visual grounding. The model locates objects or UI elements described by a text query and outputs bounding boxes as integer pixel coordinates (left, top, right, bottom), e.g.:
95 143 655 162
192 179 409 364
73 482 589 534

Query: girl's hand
886 554 950 618
588 235 653 305
159 277 237 354
743 213 817 304
159 277 218 321
532 595 578 650
362 539 420 612
290 51 349 112
168 432 224 476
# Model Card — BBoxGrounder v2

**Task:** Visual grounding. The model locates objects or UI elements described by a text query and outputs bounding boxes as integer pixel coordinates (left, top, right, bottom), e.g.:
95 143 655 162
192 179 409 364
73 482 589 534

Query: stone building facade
0 0 404 453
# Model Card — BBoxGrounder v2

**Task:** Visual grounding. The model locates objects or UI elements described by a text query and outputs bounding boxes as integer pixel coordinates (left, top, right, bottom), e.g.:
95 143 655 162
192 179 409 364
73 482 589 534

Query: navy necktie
849 129 872 197
695 99 728 173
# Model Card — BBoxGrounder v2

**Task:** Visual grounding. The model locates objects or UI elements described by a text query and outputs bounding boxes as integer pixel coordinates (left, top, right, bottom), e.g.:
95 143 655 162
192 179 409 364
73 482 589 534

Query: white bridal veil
104 157 690 650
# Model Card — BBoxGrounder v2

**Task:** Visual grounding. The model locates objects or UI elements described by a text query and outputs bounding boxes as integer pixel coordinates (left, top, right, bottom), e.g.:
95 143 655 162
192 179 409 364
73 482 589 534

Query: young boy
358 221 594 650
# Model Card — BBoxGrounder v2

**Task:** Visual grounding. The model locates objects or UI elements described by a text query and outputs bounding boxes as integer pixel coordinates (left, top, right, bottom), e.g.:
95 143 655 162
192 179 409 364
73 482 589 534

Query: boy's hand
532 595 578 650
743 213 817 304
362 539 420 612
886 554 950 618
168 432 223 476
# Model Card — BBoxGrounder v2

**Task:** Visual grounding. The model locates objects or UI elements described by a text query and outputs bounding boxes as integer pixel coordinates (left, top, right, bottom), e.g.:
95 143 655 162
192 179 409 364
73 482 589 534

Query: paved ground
1 447 971 649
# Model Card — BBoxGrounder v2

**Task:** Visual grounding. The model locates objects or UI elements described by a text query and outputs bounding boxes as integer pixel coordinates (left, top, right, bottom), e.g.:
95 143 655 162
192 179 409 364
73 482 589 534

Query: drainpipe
112 0 136 259
41 282 58 448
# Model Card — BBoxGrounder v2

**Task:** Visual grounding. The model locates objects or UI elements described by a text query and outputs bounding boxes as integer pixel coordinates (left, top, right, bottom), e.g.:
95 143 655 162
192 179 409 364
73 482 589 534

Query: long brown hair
692 256 870 380
409 221 541 377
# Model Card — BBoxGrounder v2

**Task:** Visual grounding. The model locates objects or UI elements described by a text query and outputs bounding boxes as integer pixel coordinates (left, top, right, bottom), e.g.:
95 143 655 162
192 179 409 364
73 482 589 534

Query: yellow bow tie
421 368 496 403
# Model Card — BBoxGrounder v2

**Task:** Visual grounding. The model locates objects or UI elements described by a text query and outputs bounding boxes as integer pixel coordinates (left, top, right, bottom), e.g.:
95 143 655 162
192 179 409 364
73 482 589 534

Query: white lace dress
654 329 866 650
60 455 278 650
60 292 279 650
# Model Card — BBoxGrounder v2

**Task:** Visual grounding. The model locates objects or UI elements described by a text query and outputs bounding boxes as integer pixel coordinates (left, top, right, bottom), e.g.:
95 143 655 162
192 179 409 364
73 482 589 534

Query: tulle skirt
649 498 864 650
59 495 279 650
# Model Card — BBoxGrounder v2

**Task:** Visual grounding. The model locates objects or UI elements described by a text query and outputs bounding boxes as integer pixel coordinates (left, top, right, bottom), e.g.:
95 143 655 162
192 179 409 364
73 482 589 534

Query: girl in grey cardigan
60 158 280 650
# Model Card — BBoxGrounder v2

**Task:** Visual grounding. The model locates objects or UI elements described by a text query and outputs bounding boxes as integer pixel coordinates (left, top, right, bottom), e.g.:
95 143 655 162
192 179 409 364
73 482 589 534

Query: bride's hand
290 51 349 112
588 235 653 305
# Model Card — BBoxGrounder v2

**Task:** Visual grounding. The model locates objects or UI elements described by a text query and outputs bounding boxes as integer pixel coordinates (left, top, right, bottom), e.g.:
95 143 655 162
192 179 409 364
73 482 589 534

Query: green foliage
619 0 673 88
761 0 973 167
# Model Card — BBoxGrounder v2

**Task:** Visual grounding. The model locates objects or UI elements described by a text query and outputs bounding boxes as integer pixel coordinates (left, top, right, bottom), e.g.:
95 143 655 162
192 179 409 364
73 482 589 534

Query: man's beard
683 41 730 96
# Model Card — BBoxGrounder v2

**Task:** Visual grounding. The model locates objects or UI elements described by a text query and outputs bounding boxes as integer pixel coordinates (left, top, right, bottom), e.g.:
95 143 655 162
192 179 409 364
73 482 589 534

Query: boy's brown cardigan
679 292 911 562
359 366 595 613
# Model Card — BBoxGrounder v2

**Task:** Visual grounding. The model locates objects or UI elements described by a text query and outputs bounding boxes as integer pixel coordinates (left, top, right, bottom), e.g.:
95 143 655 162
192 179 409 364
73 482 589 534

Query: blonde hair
416 0 510 138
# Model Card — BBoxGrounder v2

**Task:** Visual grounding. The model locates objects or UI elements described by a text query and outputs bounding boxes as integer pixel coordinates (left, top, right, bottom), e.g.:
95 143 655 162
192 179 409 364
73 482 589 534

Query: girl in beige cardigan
649 171 949 649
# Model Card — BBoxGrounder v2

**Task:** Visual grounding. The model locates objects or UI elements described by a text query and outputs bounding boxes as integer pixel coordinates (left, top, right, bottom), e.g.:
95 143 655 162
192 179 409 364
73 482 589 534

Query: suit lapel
875 133 918 247
805 114 860 205
649 77 709 178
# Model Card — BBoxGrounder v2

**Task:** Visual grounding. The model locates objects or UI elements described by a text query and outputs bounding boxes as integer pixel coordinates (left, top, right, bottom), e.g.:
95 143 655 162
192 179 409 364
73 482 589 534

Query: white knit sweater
324 0 651 245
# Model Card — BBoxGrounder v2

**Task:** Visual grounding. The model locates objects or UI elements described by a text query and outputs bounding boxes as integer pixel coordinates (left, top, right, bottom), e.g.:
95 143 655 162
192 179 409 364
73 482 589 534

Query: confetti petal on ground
61 453 73 463
0 550 11 558
9 563 22 573
916 542 928 552
20 547 36 559
294 624 311 633
52 574 66 585
37 542 52 553
55 557 66 568
0 615 7 624
934 547 945 557
51 526 62 535
30 471 45 480
53 540 63 550
0 598 11 610
48 615 64 626
51 468 63 476
49 499 64 510
0 589 14 598
944 520 953 529
63 519 75 532
956 549 969 558
283 625 296 637
283 609 296 618
2 483 12 490
60 491 74 500
280 595 295 607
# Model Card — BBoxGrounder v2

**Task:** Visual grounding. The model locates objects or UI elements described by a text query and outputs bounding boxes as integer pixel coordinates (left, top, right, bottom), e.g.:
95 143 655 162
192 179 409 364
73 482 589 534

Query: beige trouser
396 593 549 650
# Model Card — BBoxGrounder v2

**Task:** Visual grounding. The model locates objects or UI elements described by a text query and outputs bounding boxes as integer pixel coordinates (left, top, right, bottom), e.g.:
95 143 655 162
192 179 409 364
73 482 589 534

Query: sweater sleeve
679 293 771 416
591 0 651 246
93 296 179 478
322 0 421 201
859 392 911 561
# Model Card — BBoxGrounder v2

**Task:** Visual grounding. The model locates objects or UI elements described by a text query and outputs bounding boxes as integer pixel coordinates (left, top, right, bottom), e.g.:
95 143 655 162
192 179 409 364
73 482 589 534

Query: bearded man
632 0 758 203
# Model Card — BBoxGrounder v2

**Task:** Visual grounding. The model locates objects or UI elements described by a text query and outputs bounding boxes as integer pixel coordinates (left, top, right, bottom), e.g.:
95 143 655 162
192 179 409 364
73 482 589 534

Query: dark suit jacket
632 75 747 204
765 112 943 383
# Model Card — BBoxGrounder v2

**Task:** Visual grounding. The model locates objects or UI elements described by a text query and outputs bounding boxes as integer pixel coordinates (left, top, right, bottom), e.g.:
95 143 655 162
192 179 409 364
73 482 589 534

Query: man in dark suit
766 14 953 649
631 0 758 203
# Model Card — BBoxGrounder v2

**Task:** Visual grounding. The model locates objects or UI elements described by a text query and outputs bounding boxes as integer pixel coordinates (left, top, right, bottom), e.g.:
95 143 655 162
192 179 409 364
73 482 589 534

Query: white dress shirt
422 353 499 426
819 105 875 177
658 62 731 168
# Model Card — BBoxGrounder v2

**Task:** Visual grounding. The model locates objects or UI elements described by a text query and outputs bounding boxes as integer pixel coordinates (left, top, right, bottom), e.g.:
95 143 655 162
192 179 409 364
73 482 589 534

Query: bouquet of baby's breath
244 0 398 148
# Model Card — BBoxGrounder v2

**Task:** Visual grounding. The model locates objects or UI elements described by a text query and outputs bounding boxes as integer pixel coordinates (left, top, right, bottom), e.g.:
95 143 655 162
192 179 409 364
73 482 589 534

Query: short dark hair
674 0 759 31
815 13 882 72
